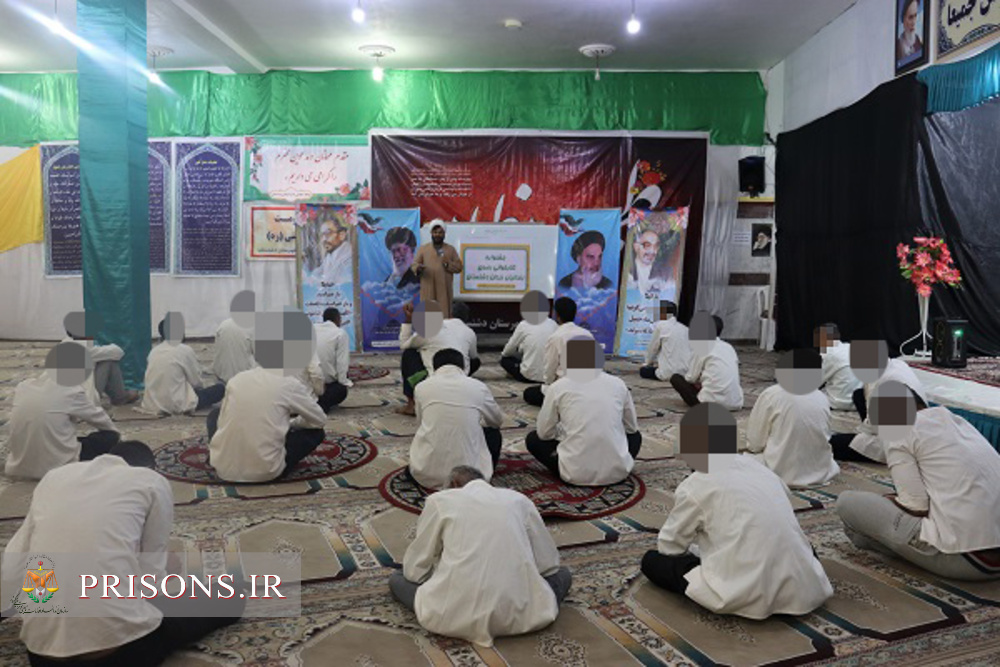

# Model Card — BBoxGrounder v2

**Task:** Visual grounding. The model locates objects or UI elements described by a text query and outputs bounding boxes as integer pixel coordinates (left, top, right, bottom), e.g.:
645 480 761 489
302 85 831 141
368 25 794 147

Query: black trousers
194 383 226 411
829 432 880 463
669 374 700 407
468 357 481 376
523 385 545 407
853 387 868 421
318 381 349 413
500 355 532 383
400 349 426 399
640 551 701 594
207 407 326 477
639 366 660 380
484 426 503 467
78 430 121 461
525 430 642 481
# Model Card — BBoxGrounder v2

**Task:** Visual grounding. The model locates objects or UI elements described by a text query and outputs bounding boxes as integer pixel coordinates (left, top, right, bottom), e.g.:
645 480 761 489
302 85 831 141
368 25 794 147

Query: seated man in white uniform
396 300 479 416
389 465 572 647
525 338 642 485
837 382 1000 580
208 310 328 483
141 314 225 416
815 323 862 411
745 348 840 488
669 313 743 411
5 342 119 480
829 340 928 463
212 291 258 383
642 403 833 617
4 441 243 665
409 349 504 490
314 307 353 413
523 296 594 407
640 300 692 381
500 291 559 383
62 311 138 406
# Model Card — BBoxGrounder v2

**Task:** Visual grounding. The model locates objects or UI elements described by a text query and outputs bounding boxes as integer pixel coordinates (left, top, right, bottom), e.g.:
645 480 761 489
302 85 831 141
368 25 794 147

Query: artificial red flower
638 160 651 172
642 171 662 186
914 252 931 267
916 283 933 298
896 243 910 260
914 236 930 245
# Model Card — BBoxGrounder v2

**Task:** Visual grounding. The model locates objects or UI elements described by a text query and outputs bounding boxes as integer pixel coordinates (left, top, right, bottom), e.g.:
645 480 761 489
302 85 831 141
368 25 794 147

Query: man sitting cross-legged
523 296 594 407
3 441 244 666
642 403 833 618
388 465 572 648
669 313 743 411
815 323 862 411
639 300 692 382
314 307 353 413
141 313 226 416
525 337 642 485
208 310 327 483
62 311 139 406
408 348 504 490
500 291 559 383
837 382 1000 580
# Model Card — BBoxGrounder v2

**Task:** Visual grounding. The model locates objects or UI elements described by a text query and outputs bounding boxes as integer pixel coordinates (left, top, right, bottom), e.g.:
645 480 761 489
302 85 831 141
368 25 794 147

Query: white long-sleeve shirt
212 318 257 383
746 385 839 488
685 339 744 410
820 341 862 411
643 318 693 380
209 367 327 482
410 366 504 489
314 321 353 386
537 372 639 486
542 321 594 386
399 319 477 375
5 376 117 479
403 480 560 647
850 358 928 463
886 407 1000 554
61 338 124 407
140 342 203 415
3 455 172 657
501 318 559 382
656 455 833 618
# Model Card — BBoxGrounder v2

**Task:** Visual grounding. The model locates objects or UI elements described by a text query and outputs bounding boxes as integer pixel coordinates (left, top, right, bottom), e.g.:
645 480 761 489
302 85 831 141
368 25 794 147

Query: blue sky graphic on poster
555 209 621 352
357 209 421 352
298 203 358 351
616 207 689 356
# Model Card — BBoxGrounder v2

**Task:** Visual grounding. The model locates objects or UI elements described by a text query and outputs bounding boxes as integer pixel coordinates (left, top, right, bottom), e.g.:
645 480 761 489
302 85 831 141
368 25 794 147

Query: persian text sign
461 245 530 294
940 0 1000 57
244 136 370 203
249 206 296 259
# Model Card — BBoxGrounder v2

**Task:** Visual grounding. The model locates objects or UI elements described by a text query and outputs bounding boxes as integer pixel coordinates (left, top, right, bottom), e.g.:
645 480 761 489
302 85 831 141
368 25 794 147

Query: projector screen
419 223 558 302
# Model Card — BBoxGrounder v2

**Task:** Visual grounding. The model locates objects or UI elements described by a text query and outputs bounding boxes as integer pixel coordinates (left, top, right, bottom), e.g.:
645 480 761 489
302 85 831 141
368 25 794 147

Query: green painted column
77 0 151 388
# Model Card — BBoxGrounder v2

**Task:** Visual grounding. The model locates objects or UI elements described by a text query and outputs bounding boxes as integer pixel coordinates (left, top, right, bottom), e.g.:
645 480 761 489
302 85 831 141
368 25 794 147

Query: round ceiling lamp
359 44 395 82
579 44 616 81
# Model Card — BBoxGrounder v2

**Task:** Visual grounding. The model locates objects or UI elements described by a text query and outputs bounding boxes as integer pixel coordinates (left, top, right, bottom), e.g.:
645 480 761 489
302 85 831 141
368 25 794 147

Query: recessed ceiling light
503 18 523 30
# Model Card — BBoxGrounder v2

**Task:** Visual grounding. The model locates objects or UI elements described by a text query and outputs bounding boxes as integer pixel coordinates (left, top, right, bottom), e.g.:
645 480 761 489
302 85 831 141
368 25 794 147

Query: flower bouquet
896 236 961 356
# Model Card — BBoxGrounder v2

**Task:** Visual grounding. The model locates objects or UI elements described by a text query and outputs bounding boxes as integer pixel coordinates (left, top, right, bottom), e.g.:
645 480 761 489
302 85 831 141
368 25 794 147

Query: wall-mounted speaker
932 318 968 368
738 156 765 196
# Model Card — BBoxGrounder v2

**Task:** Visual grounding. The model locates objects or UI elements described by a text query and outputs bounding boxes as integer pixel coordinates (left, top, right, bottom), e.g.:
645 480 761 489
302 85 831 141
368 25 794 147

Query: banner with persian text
939 0 1000 59
555 209 622 353
174 141 241 276
248 205 297 259
357 209 421 352
615 207 689 357
243 136 370 203
297 203 358 351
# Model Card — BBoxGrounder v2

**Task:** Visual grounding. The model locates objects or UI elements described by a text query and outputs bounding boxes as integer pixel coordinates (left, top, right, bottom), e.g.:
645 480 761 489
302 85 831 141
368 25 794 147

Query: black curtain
915 96 1000 355
775 75 928 352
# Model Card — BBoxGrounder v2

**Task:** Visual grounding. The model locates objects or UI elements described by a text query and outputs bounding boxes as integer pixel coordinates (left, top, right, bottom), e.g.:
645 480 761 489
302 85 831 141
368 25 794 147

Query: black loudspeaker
738 156 765 196
932 318 968 368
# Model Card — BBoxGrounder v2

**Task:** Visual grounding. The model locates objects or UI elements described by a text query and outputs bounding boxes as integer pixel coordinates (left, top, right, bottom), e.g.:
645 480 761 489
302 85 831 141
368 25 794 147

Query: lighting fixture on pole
579 44 615 82
626 0 641 34
352 0 366 23
147 46 172 87
359 44 394 83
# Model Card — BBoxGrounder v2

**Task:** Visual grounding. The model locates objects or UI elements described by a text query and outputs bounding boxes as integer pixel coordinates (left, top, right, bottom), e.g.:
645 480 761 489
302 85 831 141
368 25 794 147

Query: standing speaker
738 156 765 196
932 318 968 368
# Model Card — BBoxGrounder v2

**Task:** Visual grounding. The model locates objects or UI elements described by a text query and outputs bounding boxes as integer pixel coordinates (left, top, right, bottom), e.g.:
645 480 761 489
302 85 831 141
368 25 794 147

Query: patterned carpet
910 356 1000 388
1 341 1000 666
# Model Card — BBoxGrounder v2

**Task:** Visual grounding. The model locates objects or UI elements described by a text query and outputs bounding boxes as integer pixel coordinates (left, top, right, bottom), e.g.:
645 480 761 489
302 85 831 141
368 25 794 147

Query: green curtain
918 40 1000 114
1 69 766 146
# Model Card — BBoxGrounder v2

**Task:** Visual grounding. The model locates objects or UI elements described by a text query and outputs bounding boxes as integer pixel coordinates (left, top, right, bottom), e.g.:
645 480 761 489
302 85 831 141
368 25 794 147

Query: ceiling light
372 65 384 82
579 44 615 82
360 44 394 83
503 18 523 30
352 0 365 23
627 0 641 34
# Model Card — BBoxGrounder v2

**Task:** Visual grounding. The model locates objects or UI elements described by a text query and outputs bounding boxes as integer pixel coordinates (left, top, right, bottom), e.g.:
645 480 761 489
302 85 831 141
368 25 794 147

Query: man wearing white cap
413 220 463 319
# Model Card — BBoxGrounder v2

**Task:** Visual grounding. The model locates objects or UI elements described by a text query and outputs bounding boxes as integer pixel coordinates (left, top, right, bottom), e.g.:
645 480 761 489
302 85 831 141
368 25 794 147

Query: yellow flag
0 145 44 253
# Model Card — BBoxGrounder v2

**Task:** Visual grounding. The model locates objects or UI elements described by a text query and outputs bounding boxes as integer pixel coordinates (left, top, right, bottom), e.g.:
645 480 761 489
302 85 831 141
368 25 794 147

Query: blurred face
903 1 918 33
322 222 347 254
579 243 603 275
390 242 414 273
431 226 446 245
634 231 659 267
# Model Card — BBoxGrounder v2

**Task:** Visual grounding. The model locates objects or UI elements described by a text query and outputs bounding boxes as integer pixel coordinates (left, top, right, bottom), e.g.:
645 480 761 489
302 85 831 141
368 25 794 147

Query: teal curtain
1 69 766 146
918 40 1000 113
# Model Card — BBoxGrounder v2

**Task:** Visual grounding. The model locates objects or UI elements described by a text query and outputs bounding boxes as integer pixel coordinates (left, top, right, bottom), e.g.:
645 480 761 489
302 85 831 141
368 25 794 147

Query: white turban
428 219 446 234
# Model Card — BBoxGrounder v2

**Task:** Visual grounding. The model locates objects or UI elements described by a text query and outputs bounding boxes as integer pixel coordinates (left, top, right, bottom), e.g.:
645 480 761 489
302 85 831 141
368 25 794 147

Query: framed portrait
751 223 773 258
895 0 931 75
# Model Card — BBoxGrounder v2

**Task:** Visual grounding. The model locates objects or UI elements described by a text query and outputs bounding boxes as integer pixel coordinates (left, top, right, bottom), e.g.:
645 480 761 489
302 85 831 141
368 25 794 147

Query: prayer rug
378 452 646 520
154 434 378 484
348 364 391 382
910 356 1000 388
